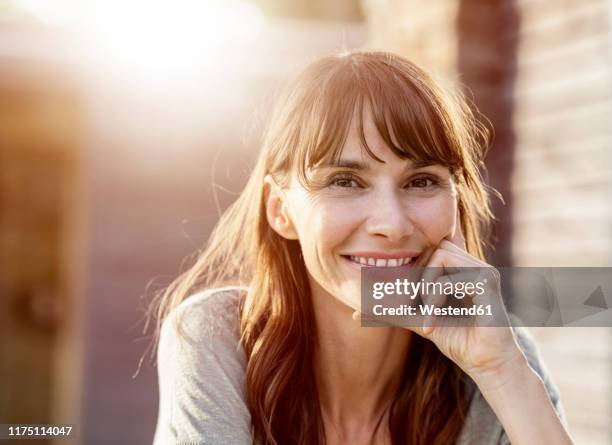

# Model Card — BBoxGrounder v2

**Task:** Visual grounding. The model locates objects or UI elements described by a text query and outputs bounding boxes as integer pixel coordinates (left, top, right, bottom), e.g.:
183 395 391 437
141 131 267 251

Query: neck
310 280 412 434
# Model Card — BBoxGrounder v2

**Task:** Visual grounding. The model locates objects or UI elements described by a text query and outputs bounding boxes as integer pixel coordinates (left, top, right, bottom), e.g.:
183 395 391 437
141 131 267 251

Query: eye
408 175 438 189
328 174 362 189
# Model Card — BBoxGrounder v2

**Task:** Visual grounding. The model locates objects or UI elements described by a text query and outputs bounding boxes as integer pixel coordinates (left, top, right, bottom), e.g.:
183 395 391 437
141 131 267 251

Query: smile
342 254 418 268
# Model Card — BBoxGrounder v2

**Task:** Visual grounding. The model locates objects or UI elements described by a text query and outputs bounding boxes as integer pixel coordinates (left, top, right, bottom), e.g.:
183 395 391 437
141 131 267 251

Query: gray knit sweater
153 287 565 444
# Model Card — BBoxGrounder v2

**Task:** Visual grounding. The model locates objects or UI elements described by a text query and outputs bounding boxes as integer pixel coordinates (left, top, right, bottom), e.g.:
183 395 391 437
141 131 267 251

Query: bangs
294 53 463 188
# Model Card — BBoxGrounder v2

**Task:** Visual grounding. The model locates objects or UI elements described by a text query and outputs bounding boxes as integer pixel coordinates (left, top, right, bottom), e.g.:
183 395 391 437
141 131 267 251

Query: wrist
469 354 573 445
469 351 534 395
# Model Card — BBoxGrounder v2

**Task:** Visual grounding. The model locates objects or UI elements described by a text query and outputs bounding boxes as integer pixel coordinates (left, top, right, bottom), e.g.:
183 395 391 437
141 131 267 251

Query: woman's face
280 108 459 312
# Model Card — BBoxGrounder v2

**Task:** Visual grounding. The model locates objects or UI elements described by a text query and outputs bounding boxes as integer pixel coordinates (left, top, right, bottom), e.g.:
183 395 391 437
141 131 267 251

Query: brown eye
409 176 435 188
328 174 361 189
334 179 356 187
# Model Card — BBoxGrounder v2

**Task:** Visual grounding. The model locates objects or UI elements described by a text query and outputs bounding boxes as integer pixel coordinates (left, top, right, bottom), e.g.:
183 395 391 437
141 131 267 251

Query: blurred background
0 0 610 444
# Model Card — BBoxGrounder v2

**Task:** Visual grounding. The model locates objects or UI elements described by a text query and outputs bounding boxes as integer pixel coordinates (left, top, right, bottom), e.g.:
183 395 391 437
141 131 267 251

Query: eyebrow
313 158 435 170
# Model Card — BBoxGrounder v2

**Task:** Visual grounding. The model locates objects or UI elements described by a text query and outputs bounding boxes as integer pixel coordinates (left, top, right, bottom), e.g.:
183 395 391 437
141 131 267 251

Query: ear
263 174 299 240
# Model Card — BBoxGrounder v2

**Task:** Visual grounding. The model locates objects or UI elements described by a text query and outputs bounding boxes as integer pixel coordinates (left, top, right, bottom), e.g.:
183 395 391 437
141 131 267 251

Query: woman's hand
381 222 573 444
408 223 527 390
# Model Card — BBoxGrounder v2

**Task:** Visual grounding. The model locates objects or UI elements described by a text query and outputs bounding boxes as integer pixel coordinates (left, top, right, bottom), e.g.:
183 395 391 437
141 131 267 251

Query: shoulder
161 285 247 349
157 286 249 376
153 286 252 444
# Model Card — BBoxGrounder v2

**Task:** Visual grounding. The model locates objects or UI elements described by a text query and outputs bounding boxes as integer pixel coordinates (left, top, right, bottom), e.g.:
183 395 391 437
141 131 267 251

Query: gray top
153 287 566 445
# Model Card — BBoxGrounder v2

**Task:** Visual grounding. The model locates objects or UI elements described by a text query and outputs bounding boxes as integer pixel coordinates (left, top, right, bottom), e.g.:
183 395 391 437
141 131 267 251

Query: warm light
11 0 79 25
11 0 265 85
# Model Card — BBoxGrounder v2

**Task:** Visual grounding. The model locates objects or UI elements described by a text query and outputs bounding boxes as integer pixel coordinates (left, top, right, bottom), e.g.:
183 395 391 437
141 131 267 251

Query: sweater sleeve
152 288 252 445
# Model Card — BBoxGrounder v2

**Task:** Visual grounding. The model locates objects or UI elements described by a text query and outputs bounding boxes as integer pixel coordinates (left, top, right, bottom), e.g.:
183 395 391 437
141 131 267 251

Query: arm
152 290 252 445
397 219 573 445
471 349 572 445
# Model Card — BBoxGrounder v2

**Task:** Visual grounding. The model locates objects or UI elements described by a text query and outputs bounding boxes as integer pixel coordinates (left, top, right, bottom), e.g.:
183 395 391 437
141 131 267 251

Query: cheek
408 194 456 244
303 200 357 250
290 195 357 255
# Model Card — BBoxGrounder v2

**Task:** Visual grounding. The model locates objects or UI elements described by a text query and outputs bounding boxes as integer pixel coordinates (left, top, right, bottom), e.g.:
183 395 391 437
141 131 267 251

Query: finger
438 241 490 272
439 239 468 256
419 258 486 331
362 304 433 338
470 267 510 328
421 270 481 330
420 279 448 334
419 248 460 294
353 310 379 324
414 245 441 293
445 271 483 300
415 245 436 268
424 247 472 269
419 250 463 332
436 241 485 268
403 317 435 339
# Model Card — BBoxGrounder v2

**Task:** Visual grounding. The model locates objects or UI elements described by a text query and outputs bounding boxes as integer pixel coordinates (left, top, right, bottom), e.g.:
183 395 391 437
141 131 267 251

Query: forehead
344 106 388 158
330 105 432 169
301 94 456 182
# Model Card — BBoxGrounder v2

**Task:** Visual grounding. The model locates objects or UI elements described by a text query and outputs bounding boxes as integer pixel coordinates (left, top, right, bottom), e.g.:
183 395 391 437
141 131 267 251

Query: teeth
348 256 414 267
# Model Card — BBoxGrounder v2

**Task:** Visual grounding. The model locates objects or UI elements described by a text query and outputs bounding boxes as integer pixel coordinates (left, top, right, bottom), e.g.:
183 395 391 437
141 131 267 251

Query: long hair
149 51 494 444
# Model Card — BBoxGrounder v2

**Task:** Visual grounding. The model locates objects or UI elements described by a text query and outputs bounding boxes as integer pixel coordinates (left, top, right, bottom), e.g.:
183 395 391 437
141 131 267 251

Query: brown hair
149 50 494 444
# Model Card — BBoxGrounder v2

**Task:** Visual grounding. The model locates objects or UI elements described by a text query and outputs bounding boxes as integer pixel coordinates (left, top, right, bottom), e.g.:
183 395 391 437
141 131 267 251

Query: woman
151 51 572 444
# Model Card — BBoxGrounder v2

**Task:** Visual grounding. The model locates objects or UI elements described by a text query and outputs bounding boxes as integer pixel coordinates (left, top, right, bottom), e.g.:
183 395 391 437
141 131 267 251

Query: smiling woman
150 51 572 445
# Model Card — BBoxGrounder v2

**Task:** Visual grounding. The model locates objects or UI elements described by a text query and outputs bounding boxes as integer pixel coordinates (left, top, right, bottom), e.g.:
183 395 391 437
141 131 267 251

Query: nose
365 188 414 242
